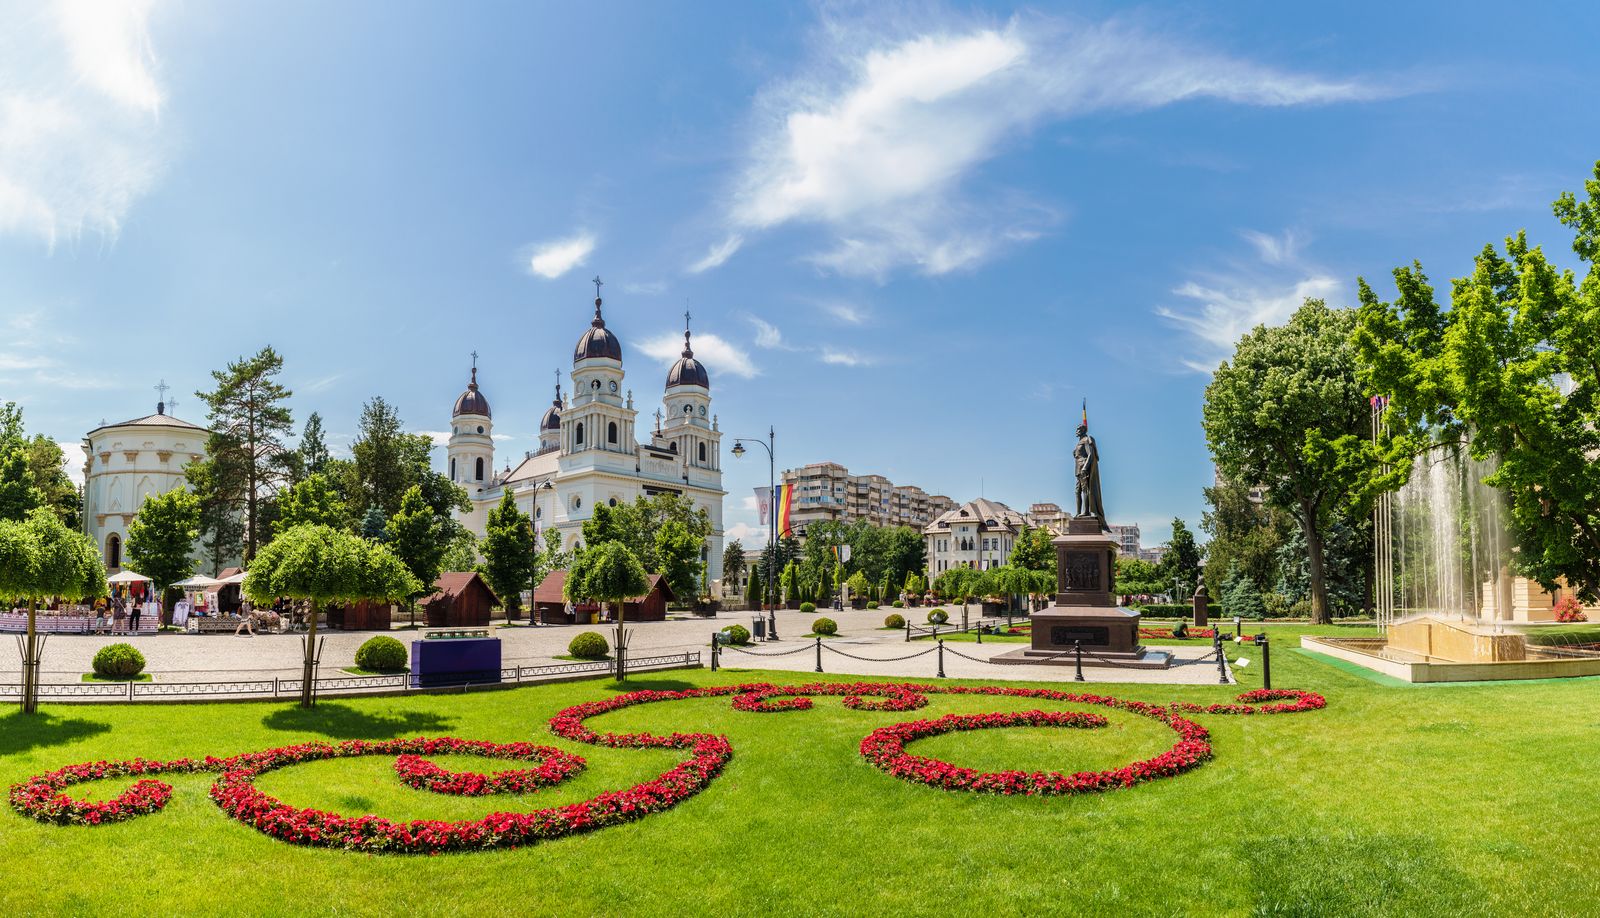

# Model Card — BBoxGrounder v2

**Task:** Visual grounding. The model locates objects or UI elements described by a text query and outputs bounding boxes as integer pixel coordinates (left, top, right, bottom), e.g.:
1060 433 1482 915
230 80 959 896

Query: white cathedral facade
446 284 727 592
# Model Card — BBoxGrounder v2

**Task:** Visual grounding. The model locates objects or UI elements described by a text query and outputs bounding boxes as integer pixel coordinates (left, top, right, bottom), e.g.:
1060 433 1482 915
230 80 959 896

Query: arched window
698 442 707 462
608 421 618 444
576 422 585 446
535 506 542 519
450 458 457 480
107 534 121 568
475 457 484 481
670 442 678 453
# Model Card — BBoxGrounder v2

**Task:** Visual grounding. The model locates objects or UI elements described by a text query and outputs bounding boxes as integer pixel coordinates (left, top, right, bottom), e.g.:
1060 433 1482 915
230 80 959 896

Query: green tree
1115 555 1167 598
385 485 451 628
1158 518 1204 600
564 540 649 681
194 346 295 560
440 528 480 574
721 539 745 598
298 412 331 477
1011 524 1056 573
1202 477 1295 598
746 566 764 608
3 509 108 711
275 473 350 534
125 489 201 604
244 524 420 707
1354 162 1600 600
1203 303 1378 624
25 435 80 528
653 518 703 602
0 404 40 522
185 450 245 575
480 492 535 618
1223 567 1267 620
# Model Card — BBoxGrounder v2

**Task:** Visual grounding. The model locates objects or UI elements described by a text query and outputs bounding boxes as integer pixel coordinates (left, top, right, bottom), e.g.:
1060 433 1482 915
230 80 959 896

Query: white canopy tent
107 570 151 584
173 575 222 590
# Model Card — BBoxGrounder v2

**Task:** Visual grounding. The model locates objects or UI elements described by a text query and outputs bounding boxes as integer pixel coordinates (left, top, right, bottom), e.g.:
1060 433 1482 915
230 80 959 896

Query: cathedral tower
447 359 494 490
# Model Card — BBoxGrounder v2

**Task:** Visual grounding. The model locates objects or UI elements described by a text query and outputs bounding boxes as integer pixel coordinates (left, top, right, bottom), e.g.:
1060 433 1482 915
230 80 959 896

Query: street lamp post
732 427 779 640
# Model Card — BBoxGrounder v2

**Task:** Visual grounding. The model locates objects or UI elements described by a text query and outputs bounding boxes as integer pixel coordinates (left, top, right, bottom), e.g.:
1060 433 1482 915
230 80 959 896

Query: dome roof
666 329 709 389
452 367 491 418
540 379 562 430
574 296 622 362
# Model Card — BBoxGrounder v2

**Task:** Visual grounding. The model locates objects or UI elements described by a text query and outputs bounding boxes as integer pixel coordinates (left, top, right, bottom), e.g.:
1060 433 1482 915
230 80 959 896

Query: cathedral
446 281 727 592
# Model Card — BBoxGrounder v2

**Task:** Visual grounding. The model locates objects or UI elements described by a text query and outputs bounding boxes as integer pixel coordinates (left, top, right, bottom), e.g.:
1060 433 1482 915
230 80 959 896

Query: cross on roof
471 350 478 370
154 379 170 414
654 408 663 431
592 275 603 298
684 309 691 332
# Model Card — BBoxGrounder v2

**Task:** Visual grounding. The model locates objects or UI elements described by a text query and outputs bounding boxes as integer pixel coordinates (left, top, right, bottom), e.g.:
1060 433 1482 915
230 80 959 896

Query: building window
107 534 121 568
609 497 618 507
450 458 456 480
475 457 484 481
670 442 678 453
608 421 618 444
576 422 585 446
698 442 707 463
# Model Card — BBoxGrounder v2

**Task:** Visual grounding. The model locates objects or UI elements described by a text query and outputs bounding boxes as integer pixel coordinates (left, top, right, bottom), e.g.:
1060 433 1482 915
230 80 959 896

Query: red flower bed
392 739 586 796
10 681 1328 852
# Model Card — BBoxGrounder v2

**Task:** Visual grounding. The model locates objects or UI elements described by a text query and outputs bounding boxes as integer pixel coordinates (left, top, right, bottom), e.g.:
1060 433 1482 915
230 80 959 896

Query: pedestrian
234 609 256 636
129 595 142 633
93 604 107 635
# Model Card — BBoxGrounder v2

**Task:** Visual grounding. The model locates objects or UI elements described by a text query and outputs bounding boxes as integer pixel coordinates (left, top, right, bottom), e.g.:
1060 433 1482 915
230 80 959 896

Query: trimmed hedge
891 600 904 608
927 609 949 625
719 624 751 646
811 617 838 636
354 636 408 673
884 613 905 629
568 631 610 659
866 601 879 610
799 602 816 615
92 643 145 680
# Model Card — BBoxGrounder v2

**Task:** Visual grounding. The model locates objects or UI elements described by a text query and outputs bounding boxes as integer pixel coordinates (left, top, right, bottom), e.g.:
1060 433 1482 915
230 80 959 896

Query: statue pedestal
992 516 1169 669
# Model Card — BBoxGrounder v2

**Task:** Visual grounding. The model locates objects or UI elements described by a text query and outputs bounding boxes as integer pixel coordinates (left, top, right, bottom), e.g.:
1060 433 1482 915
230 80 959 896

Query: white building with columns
81 398 210 573
447 284 727 591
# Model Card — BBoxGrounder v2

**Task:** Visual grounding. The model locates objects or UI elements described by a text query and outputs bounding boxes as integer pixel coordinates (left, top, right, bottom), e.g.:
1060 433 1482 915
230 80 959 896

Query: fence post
976 621 983 645
128 679 135 701
710 633 720 671
937 639 946 678
273 677 279 699
905 619 911 642
1260 634 1271 690
1215 633 1229 685
815 636 823 673
1074 640 1084 682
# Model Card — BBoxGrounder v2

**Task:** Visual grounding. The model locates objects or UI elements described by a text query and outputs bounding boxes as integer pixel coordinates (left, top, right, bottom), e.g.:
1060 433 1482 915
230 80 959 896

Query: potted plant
847 571 870 610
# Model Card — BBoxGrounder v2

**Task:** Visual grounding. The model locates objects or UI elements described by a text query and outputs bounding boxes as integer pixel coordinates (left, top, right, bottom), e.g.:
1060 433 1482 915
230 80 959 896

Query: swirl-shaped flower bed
10 681 1326 853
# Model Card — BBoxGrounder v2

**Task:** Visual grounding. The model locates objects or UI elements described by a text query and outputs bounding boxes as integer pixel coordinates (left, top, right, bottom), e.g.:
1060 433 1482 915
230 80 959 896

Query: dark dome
574 296 622 362
540 401 561 430
452 367 491 418
666 328 710 389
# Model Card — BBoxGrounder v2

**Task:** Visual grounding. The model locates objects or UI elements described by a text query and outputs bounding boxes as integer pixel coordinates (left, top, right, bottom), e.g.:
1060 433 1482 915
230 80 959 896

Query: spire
154 379 170 415
552 368 562 405
470 351 480 388
591 275 605 327
682 309 694 357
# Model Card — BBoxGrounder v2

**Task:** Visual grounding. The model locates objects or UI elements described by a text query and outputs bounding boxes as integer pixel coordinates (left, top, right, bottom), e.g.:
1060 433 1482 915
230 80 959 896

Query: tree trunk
300 600 318 708
1301 504 1331 625
613 600 627 683
21 597 37 714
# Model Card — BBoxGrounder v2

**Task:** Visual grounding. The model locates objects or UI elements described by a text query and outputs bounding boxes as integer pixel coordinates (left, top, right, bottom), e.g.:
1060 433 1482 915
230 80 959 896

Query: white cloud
819 300 868 325
416 430 451 447
686 234 743 273
526 232 596 279
1157 229 1340 372
0 0 169 246
622 280 669 296
639 330 759 378
725 522 767 544
726 14 1398 278
749 317 786 349
820 348 873 367
62 441 87 486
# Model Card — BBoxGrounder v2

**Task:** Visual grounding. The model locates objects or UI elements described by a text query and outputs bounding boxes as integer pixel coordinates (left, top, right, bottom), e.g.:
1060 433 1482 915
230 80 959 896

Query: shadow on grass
261 703 456 740
0 710 111 757
602 678 699 693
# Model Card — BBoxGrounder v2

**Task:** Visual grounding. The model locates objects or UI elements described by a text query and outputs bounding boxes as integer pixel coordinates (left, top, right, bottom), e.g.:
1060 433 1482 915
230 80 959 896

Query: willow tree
244 524 420 707
565 541 649 682
1 509 106 713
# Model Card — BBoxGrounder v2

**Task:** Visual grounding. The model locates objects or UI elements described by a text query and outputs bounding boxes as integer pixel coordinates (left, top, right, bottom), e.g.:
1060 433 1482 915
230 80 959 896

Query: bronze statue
1073 421 1104 522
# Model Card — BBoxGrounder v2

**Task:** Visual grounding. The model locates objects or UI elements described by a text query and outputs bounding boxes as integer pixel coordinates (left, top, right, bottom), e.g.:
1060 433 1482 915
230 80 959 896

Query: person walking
129 595 142 633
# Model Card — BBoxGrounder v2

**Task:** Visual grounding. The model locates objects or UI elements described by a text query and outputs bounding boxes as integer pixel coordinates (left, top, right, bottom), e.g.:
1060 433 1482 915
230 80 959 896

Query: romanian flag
1081 398 1088 429
774 483 794 537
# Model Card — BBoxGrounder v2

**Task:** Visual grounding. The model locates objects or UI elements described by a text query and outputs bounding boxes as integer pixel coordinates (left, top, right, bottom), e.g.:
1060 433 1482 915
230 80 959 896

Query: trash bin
751 616 767 640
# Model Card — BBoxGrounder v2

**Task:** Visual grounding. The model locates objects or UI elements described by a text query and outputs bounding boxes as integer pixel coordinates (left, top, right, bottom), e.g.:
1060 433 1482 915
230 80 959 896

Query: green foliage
1222 568 1267 620
1355 162 1600 600
884 613 905 628
810 617 838 636
1204 302 1379 623
1010 524 1056 573
298 412 331 477
1159 519 1204 598
1134 603 1193 618
480 493 535 616
581 494 712 578
243 524 421 607
565 541 650 619
927 608 948 625
653 519 704 601
276 473 349 534
92 643 146 680
125 489 201 593
0 508 107 601
933 567 980 603
194 346 295 560
866 600 879 610
440 529 480 574
721 539 745 596
1202 477 1295 598
799 601 816 614
186 457 245 577
567 631 610 660
0 403 43 523
384 485 450 604
718 623 750 646
1115 555 1166 597
845 570 869 598
780 561 798 603
354 636 408 673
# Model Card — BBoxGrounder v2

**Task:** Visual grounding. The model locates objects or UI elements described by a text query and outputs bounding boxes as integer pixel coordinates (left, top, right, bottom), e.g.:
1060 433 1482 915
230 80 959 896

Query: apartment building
783 461 956 530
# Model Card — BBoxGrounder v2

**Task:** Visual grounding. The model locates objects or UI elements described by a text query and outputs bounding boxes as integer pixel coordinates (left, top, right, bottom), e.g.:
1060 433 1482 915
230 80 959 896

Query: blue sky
2 1 1598 548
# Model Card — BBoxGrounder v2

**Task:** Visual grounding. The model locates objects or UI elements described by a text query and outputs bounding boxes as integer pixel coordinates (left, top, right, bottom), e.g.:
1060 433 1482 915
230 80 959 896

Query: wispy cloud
415 430 451 448
686 234 743 274
302 373 343 394
0 0 170 246
725 521 766 543
622 279 669 296
820 348 874 368
1157 228 1340 373
819 300 869 325
62 441 87 486
0 309 116 391
724 13 1400 278
749 317 786 349
526 231 596 279
638 330 760 378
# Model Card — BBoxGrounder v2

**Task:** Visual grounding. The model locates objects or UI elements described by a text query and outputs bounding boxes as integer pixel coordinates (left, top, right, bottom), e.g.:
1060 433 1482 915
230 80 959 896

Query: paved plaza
3 606 1232 687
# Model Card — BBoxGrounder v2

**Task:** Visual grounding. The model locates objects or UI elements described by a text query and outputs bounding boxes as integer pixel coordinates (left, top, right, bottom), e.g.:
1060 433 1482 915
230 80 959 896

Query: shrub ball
884 613 906 629
92 643 146 680
811 617 838 636
719 624 751 646
799 602 816 615
568 631 611 659
892 600 904 608
867 601 879 610
927 609 949 625
354 635 409 673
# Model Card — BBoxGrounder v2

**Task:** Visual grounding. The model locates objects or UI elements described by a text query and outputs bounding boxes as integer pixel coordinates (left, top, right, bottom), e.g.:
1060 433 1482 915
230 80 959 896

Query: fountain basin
1302 633 1600 683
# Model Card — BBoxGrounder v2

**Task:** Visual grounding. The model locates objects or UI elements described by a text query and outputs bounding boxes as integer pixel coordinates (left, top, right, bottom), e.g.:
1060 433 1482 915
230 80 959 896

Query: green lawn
3 629 1598 916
